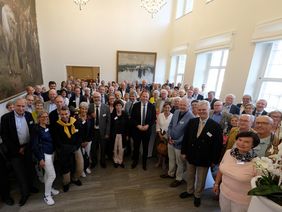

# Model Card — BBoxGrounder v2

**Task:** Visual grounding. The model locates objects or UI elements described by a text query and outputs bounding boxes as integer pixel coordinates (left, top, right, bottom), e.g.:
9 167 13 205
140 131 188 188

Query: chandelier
141 0 167 18
74 0 90 10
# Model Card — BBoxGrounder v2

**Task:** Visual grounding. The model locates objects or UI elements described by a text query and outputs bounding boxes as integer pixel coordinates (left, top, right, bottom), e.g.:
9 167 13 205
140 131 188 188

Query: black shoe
120 163 125 168
100 163 107 168
114 163 119 168
142 164 147 171
63 184 70 192
72 179 82 186
194 197 201 207
170 180 182 187
131 161 138 169
179 191 193 199
30 186 39 193
19 195 29 206
3 196 14 206
160 174 174 179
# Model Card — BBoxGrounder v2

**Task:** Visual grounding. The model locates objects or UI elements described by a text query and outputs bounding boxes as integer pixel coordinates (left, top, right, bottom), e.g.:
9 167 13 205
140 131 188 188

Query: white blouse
156 112 173 133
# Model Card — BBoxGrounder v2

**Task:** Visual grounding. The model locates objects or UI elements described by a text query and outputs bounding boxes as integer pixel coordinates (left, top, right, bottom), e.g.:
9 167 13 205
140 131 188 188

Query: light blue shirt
254 136 271 157
211 112 222 124
14 112 30 145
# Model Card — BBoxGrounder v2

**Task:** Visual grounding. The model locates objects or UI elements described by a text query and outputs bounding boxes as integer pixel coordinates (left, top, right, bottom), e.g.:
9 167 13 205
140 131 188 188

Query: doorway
66 65 100 81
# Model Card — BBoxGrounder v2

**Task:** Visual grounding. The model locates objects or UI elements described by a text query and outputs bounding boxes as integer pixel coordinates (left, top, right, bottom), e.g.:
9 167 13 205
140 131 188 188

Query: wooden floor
0 158 220 212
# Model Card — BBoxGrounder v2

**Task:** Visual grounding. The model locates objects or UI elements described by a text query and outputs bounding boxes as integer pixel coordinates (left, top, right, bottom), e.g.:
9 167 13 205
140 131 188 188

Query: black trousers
90 129 106 166
132 130 151 165
10 147 35 197
0 154 10 199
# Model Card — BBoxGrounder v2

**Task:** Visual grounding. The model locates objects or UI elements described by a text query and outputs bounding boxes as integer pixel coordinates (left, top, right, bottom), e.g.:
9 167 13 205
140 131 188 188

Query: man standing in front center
180 100 223 207
131 90 156 170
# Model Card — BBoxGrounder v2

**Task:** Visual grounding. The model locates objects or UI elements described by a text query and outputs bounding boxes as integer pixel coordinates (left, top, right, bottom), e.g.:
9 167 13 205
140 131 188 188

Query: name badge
207 132 212 137
75 129 79 133
236 161 245 165
114 116 118 120
82 121 86 124
29 121 33 124
73 100 76 102
179 121 184 124
45 128 49 132
102 114 106 117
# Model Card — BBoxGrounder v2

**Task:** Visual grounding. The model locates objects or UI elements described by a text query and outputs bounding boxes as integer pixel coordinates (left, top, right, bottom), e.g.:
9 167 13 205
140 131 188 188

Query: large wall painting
0 0 42 102
117 51 157 84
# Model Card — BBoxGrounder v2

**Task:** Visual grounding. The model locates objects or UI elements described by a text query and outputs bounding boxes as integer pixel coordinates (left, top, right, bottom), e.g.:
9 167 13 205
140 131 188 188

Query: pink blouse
219 149 256 205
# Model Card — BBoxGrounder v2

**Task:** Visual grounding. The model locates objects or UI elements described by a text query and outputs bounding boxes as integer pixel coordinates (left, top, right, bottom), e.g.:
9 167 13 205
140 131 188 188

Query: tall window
256 40 282 111
194 49 229 98
175 0 194 19
169 54 187 84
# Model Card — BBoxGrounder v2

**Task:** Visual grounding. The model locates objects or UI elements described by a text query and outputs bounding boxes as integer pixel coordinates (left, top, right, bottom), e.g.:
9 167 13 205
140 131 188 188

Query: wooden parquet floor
0 158 220 212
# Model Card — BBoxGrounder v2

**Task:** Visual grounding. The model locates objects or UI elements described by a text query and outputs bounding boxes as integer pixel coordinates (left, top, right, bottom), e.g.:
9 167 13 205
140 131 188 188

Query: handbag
157 142 168 156
157 129 168 156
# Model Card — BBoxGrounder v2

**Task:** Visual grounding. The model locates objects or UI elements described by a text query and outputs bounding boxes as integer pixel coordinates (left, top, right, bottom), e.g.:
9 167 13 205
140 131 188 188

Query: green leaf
248 185 282 196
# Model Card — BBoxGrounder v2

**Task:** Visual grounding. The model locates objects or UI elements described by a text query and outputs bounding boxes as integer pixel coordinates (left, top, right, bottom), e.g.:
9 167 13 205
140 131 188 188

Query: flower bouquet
248 148 282 206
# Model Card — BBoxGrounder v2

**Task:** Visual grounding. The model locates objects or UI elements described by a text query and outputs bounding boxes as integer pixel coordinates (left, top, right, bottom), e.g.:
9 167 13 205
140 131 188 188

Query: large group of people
0 77 281 211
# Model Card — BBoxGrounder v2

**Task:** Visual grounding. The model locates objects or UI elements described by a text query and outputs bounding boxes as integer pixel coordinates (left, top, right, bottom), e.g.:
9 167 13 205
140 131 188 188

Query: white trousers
43 153 56 196
167 144 185 181
220 192 249 212
113 134 124 164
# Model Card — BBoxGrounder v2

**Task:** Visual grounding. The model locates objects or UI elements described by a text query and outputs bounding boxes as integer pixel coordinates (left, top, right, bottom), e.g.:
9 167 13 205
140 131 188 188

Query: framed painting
0 0 43 103
117 51 157 84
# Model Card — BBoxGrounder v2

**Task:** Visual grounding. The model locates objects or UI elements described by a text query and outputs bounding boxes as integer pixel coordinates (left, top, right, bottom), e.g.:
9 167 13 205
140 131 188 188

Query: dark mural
0 0 42 102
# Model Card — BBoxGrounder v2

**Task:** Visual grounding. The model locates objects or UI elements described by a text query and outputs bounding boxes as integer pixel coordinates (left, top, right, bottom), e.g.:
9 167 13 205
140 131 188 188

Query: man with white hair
155 89 169 114
252 99 268 117
161 98 194 187
180 100 223 207
223 94 240 115
254 115 280 157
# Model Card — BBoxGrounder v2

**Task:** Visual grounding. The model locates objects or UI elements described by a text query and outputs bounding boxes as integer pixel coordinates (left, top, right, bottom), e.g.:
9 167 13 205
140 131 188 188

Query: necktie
197 120 205 137
255 112 261 117
96 106 99 126
142 104 146 126
129 102 133 115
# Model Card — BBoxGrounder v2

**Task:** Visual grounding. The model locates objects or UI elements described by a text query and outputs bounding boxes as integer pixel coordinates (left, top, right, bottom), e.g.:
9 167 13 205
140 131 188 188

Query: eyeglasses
255 122 271 125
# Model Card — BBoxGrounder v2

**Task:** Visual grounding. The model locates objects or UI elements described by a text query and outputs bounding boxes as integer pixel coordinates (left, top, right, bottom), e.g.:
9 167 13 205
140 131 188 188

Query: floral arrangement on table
248 145 282 206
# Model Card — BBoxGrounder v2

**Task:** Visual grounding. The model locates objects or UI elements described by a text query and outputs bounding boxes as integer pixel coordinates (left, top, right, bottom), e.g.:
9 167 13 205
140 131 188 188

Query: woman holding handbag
156 102 173 169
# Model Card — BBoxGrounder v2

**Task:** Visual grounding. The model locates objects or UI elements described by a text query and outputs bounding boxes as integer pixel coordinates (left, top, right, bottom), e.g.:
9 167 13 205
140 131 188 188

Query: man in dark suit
98 85 109 104
193 88 204 100
180 100 223 207
223 94 240 115
68 86 87 114
131 90 156 170
236 94 252 114
204 91 218 109
252 99 268 117
42 81 57 102
1 98 37 206
88 92 111 168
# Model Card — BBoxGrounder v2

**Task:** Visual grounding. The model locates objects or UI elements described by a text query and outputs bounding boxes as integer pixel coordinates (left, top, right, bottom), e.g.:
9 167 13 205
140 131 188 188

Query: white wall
36 0 173 86
170 0 282 100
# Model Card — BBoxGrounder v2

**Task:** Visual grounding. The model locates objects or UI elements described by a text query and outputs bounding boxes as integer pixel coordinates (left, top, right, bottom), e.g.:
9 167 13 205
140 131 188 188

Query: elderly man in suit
223 94 240 115
161 98 194 187
209 100 231 131
88 91 111 168
193 87 204 100
131 90 156 170
42 81 57 102
204 91 218 109
180 100 223 207
68 86 87 114
44 89 58 113
237 94 252 114
1 98 38 206
252 99 268 117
